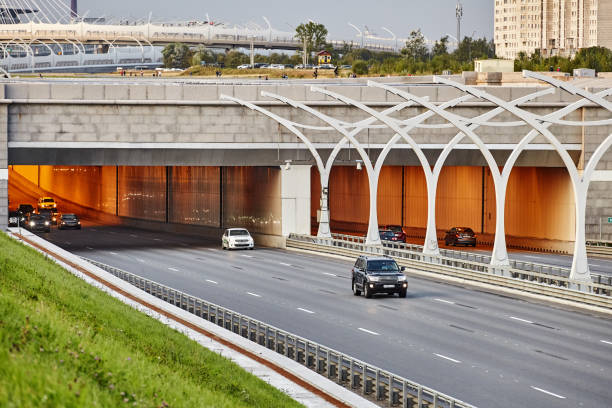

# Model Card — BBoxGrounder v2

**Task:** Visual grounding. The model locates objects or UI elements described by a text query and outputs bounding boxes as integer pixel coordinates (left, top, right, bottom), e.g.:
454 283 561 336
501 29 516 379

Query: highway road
32 223 612 408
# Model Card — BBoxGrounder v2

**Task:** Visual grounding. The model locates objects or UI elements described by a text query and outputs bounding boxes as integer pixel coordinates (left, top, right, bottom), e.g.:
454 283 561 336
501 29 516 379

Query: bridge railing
329 233 611 286
289 234 612 302
83 257 475 408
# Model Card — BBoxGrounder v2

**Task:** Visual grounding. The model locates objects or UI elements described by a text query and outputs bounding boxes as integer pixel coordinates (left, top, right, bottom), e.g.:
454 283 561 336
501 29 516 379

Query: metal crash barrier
291 234 612 307
83 257 475 408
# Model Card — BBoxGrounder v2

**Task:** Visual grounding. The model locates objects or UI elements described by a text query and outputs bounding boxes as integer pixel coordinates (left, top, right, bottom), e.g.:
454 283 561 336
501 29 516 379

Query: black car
351 255 408 298
26 214 51 233
444 227 477 247
18 204 34 215
17 204 35 223
38 208 59 225
379 230 396 242
58 214 81 230
8 211 19 227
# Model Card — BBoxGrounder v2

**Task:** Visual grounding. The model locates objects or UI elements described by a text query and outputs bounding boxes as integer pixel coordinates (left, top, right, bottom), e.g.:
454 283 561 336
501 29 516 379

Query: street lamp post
456 1 463 44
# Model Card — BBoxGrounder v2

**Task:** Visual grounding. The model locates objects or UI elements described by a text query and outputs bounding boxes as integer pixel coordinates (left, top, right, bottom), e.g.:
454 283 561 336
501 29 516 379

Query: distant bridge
0 1 397 73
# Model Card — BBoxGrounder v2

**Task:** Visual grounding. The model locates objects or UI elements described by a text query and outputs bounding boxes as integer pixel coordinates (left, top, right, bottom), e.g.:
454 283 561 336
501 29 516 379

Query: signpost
600 217 612 240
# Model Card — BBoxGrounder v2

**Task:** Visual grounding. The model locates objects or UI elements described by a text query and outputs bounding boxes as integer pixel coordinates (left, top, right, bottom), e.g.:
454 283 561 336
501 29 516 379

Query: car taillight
455 234 460 238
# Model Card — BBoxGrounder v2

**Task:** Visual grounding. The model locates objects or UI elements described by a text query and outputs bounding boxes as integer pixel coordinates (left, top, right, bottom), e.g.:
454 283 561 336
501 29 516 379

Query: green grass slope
0 233 303 408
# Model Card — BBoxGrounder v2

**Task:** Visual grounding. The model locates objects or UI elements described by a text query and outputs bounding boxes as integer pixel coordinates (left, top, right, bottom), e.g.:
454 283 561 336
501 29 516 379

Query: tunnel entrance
8 165 282 242
311 165 576 253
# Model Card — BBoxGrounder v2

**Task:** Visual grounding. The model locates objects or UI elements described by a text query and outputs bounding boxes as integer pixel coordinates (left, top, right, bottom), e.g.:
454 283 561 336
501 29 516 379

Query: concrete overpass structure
1 74 611 281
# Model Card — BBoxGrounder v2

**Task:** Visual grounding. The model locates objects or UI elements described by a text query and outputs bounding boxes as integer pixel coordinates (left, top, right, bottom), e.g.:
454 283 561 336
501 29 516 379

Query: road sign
608 217 612 223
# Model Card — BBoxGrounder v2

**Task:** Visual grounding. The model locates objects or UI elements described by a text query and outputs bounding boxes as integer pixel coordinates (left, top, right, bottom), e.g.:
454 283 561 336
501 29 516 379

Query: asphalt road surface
30 222 612 408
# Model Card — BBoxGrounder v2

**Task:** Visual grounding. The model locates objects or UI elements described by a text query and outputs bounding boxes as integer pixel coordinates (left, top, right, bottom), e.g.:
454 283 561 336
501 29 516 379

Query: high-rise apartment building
494 0 612 60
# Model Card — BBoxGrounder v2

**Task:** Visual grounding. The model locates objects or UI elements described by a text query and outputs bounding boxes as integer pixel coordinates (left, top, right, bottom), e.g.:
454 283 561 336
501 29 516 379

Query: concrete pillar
281 165 311 236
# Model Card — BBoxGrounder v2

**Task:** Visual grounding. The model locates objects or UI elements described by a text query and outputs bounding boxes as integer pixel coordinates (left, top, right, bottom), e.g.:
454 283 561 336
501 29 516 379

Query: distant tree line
161 23 612 75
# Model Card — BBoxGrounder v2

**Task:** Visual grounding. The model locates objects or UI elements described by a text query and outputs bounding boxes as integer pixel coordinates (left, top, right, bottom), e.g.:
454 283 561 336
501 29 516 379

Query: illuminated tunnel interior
311 166 576 252
8 164 576 252
9 165 282 236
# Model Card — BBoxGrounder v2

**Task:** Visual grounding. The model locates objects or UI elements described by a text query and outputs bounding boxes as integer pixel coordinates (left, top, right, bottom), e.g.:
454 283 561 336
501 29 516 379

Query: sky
78 0 494 45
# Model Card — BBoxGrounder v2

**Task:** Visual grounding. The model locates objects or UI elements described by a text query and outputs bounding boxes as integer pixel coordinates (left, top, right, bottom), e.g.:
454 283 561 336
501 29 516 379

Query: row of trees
162 22 612 76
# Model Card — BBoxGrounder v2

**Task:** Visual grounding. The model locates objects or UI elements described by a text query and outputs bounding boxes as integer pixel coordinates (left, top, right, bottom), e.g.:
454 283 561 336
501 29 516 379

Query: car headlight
30 221 35 226
44 221 50 226
77 221 81 224
397 275 407 282
367 276 380 282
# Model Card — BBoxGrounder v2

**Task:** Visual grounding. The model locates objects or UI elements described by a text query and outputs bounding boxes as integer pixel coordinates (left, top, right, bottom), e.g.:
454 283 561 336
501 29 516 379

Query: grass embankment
0 233 303 408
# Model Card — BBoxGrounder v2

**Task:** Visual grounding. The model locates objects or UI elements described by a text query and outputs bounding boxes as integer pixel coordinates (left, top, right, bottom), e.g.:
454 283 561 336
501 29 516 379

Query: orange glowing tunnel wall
311 166 576 242
10 165 281 235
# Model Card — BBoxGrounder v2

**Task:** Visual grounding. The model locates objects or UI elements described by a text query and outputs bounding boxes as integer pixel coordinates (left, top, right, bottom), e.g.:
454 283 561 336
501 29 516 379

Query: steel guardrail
586 240 612 259
330 233 611 286
290 234 612 307
82 257 475 408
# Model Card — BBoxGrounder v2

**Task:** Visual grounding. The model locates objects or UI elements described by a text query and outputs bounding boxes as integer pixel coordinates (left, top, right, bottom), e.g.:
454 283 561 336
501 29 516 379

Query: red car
380 225 407 243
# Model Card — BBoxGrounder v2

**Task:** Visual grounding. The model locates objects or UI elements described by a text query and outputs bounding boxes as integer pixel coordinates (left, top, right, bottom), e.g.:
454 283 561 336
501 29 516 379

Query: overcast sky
78 0 494 44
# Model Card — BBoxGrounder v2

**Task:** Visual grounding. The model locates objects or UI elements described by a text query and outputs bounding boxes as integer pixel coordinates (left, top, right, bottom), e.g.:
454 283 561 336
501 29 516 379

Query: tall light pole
456 1 463 45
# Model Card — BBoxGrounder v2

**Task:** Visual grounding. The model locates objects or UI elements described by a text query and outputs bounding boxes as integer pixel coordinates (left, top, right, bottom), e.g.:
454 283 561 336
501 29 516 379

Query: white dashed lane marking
297 308 315 314
246 292 261 298
109 251 118 255
509 316 534 324
358 328 380 336
168 267 179 272
137 259 145 263
279 262 292 266
129 234 138 238
530 386 566 399
323 272 337 277
433 353 461 364
86 246 94 250
435 298 455 304
601 340 612 345
241 254 254 258
206 279 218 284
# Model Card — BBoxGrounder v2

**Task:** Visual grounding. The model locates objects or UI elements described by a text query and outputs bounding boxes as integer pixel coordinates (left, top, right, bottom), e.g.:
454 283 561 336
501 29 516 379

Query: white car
222 228 255 250
237 64 251 69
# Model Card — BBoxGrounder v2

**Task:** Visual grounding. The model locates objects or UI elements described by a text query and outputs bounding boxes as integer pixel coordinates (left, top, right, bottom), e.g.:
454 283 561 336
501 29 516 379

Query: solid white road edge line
297 308 315 314
530 386 566 399
358 328 380 336
433 353 461 363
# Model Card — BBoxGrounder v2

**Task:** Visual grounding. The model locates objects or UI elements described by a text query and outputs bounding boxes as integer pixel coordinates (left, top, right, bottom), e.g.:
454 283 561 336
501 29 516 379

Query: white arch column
434 76 590 280
351 83 506 262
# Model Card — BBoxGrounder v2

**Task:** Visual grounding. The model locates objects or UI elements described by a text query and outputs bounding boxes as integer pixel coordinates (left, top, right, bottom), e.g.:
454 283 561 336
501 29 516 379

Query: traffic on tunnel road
30 223 612 408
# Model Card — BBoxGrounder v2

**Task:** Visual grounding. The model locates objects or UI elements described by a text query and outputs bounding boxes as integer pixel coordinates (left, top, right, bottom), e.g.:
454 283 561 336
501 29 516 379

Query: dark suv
444 227 476 247
352 255 408 298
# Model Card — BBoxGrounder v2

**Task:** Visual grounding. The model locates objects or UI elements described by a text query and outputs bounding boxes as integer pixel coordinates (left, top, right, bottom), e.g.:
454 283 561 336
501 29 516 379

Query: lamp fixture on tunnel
356 160 363 171
284 159 292 170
